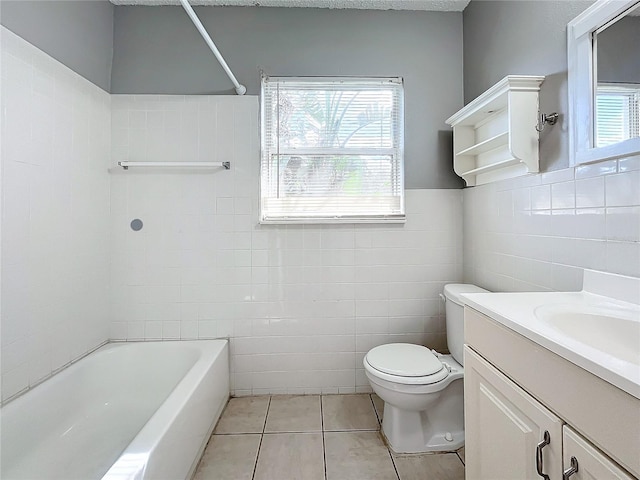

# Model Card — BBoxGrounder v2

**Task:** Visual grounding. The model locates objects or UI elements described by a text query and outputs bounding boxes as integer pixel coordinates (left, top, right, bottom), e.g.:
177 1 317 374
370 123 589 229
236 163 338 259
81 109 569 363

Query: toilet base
381 403 464 454
379 376 465 454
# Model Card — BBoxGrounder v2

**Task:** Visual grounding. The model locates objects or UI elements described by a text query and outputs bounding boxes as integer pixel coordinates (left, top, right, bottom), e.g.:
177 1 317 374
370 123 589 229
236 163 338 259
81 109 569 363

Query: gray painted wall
0 0 114 92
598 16 640 84
463 0 593 172
111 6 464 189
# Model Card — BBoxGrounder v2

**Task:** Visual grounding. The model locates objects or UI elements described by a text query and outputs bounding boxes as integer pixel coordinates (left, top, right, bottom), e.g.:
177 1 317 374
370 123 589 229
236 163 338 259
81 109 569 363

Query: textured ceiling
109 0 471 11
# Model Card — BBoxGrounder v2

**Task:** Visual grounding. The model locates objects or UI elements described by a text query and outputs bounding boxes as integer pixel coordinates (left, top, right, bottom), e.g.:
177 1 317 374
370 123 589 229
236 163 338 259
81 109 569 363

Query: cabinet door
562 426 635 480
464 346 564 480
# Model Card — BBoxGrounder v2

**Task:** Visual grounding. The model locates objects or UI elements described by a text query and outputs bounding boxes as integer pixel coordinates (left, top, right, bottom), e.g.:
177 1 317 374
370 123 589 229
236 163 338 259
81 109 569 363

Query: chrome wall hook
536 112 559 132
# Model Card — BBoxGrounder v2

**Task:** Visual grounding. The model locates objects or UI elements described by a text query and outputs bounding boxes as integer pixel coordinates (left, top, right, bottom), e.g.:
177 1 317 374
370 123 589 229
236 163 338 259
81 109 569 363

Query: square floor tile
264 395 322 433
325 431 398 480
393 452 464 480
371 393 384 423
254 433 324 480
193 434 260 480
195 394 464 480
323 394 379 431
214 396 270 434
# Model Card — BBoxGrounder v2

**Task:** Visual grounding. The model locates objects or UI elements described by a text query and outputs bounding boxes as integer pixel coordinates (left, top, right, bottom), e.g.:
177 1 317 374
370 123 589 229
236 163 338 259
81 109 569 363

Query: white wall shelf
456 132 509 157
446 75 545 187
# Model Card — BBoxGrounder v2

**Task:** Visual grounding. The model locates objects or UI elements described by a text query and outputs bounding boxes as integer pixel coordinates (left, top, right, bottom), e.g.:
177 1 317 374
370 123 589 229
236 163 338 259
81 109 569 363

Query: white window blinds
596 84 640 148
260 77 405 223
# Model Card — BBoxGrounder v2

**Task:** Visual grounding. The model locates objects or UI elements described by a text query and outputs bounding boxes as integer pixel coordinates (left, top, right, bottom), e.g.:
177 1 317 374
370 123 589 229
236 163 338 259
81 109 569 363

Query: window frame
259 75 405 225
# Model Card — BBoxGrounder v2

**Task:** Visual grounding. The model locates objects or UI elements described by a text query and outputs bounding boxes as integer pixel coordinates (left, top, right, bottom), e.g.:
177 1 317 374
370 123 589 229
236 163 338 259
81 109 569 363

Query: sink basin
461 270 640 399
534 304 640 366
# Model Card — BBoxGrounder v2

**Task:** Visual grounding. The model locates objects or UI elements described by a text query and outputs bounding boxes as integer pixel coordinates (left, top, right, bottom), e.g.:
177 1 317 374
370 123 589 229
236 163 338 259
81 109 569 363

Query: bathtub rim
1 338 231 407
100 339 230 480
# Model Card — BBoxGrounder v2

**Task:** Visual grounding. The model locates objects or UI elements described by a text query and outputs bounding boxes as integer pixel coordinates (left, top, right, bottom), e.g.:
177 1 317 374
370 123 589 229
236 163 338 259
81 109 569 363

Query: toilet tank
443 284 489 365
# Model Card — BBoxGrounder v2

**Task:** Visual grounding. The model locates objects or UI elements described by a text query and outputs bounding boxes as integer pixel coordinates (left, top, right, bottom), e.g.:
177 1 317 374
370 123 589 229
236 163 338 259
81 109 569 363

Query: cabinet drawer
563 426 635 480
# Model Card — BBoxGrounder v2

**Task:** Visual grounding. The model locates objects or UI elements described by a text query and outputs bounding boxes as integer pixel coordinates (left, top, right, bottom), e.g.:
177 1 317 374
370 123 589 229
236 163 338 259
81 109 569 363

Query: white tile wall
16 28 634 401
109 95 464 395
464 156 640 293
1 27 111 402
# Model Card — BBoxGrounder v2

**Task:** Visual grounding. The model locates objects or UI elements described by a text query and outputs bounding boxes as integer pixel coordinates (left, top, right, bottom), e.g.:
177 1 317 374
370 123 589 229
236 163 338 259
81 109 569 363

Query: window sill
259 216 406 225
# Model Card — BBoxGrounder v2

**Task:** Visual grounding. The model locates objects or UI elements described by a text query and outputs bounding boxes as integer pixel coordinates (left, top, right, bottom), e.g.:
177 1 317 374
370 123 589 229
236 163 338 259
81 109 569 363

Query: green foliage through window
260 77 405 223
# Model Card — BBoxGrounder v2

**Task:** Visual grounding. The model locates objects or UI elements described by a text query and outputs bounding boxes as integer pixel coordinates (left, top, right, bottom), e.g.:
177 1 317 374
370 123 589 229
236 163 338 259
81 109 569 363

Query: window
260 76 405 223
596 84 640 147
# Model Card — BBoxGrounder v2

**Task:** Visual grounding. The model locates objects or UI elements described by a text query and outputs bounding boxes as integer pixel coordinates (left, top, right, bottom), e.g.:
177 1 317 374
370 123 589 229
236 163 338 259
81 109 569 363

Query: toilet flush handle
439 293 446 303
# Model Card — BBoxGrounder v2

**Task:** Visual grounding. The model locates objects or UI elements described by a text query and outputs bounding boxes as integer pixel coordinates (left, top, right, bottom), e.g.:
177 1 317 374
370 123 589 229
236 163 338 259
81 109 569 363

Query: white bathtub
1 340 229 480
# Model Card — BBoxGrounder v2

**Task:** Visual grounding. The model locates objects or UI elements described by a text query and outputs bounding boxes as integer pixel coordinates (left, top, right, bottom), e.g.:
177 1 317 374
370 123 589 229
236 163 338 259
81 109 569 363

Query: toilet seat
364 343 450 385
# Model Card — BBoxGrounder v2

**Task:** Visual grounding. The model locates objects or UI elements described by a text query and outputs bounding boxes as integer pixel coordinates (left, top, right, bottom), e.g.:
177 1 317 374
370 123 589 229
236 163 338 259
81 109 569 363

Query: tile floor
194 394 465 480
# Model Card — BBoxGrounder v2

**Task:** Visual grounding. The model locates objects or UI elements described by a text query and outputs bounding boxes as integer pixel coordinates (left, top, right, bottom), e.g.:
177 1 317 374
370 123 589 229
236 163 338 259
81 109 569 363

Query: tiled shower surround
109 95 464 395
1 28 111 401
3 28 640 401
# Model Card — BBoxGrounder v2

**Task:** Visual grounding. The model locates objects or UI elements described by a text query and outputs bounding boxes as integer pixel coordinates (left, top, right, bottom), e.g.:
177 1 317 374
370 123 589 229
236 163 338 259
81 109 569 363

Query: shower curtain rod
179 0 247 95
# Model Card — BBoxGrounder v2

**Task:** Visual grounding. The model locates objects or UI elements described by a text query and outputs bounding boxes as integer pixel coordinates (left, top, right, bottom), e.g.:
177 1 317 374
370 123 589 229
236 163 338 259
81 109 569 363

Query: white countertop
461 289 640 399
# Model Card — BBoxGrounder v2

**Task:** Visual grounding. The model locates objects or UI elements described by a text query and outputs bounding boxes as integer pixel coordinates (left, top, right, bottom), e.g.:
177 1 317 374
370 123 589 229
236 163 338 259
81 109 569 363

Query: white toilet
363 283 488 454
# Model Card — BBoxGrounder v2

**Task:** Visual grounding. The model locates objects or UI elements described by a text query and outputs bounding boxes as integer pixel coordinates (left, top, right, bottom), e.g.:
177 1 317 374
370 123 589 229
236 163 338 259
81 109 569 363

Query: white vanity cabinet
463 306 640 480
464 346 563 480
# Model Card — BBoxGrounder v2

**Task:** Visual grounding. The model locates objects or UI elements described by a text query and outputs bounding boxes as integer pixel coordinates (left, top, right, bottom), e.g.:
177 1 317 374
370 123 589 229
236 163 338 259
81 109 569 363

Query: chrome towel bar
118 161 230 170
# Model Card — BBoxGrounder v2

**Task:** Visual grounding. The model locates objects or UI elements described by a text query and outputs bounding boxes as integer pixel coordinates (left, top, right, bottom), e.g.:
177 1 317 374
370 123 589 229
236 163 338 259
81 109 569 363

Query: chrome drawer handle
536 430 551 480
563 456 579 480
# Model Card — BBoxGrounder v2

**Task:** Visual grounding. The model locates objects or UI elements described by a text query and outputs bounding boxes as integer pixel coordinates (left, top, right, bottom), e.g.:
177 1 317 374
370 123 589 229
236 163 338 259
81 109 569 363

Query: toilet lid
365 343 444 377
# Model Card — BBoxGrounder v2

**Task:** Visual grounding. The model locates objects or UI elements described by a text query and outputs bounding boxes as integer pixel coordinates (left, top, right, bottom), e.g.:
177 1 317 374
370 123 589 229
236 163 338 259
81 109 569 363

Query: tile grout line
370 394 401 480
250 395 272 480
387 448 402 480
320 395 328 480
322 428 380 433
368 393 382 425
215 432 266 436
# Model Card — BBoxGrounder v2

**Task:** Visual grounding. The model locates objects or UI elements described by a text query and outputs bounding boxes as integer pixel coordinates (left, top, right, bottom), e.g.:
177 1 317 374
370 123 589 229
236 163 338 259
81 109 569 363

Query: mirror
568 0 640 165
595 3 640 148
